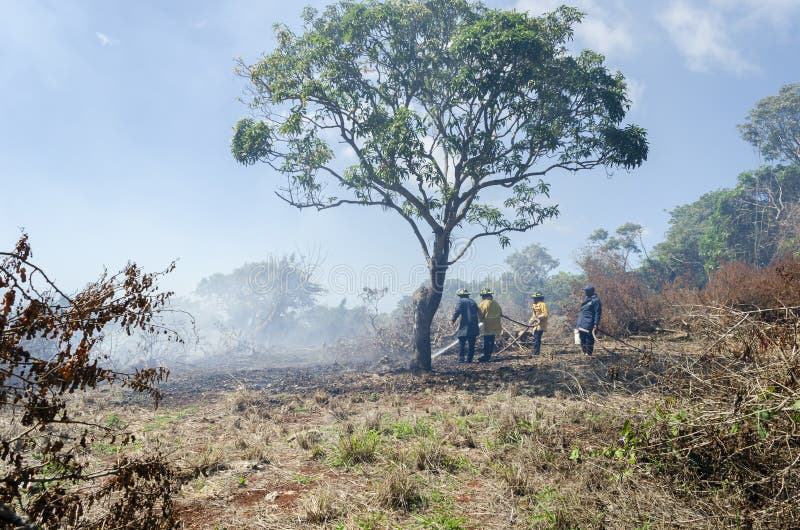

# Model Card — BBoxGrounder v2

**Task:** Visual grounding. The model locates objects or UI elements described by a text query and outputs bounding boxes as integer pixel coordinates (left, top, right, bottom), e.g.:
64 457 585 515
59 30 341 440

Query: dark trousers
482 335 495 359
458 336 476 362
579 329 595 355
532 330 543 355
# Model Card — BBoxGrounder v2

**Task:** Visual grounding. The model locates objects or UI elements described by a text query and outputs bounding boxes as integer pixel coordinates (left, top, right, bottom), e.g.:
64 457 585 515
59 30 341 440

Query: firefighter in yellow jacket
477 288 503 362
529 292 548 356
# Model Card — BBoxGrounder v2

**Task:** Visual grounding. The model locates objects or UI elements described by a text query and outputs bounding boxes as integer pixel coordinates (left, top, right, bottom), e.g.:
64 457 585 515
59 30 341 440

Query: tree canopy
645 165 800 288
738 83 800 166
232 0 647 370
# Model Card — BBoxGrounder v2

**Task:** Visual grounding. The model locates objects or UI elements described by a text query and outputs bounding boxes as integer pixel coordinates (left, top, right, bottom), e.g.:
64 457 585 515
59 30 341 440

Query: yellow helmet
456 288 470 296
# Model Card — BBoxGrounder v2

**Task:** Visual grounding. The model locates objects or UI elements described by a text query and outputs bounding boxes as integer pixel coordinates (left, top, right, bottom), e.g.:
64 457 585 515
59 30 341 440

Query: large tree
232 0 647 371
738 83 800 166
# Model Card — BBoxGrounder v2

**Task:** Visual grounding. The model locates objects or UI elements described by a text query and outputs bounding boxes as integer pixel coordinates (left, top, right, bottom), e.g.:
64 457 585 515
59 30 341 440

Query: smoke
100 255 378 373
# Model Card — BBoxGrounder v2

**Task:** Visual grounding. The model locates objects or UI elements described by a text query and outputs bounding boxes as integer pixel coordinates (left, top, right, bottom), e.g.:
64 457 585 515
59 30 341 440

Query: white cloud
710 0 800 28
625 77 646 112
95 31 118 47
658 0 757 74
515 0 635 58
579 16 635 57
191 19 208 30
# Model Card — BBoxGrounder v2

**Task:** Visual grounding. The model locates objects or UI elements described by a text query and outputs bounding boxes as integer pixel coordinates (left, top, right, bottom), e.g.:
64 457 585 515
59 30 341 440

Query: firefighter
452 288 480 363
576 285 602 355
529 292 548 356
477 288 502 362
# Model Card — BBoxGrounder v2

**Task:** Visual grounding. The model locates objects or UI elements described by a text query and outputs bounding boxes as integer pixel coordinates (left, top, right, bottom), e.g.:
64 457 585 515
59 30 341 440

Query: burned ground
70 338 744 530
34 308 793 530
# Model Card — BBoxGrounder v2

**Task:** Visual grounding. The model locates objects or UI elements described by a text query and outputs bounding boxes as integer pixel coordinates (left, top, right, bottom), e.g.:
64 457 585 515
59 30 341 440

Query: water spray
432 322 483 359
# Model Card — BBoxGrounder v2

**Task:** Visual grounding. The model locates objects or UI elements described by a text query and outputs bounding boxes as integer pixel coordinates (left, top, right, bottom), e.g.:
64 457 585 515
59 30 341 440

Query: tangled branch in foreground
0 234 181 528
628 303 800 528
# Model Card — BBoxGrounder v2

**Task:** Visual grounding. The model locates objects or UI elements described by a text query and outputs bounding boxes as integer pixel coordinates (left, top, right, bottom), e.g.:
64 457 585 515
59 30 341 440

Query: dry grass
298 485 341 524
61 327 800 529
375 464 425 511
295 429 323 450
406 437 465 473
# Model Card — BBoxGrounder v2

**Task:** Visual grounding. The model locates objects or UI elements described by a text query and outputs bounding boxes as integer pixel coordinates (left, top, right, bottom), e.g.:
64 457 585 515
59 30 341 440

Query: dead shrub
580 255 662 336
628 304 800 528
664 257 800 315
716 258 800 308
0 235 181 529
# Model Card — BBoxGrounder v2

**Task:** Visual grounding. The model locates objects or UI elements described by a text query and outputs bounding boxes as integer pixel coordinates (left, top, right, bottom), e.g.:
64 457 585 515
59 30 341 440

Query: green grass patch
388 417 435 439
142 406 197 431
104 413 123 427
331 429 381 467
413 489 466 530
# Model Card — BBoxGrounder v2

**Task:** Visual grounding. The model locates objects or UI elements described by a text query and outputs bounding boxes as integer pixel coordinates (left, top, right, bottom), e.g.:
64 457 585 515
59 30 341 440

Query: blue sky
1 0 798 307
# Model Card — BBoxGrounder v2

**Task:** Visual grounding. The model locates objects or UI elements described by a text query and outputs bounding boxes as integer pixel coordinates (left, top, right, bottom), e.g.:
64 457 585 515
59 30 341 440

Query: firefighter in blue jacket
452 288 480 363
576 285 602 355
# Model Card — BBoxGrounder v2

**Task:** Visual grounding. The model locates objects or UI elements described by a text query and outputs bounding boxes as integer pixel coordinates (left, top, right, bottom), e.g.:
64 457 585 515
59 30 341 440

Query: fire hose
431 322 483 359
501 315 537 328
501 315 645 353
433 315 645 360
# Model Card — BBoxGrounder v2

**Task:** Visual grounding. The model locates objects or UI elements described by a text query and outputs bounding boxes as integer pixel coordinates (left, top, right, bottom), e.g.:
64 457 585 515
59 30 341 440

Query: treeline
582 83 800 335
643 164 800 289
449 83 800 337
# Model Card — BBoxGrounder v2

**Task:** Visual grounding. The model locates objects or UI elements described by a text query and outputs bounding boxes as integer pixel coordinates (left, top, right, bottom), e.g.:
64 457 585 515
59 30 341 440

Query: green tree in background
647 165 800 288
738 83 800 166
231 0 648 371
503 242 559 308
586 222 644 271
641 84 800 289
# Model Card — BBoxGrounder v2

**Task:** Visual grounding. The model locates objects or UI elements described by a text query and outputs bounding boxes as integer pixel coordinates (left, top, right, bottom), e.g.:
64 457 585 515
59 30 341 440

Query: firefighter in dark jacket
576 285 602 355
452 288 480 363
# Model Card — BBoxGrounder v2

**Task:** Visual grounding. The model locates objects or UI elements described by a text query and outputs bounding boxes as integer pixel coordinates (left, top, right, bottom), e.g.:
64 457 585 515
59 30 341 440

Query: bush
0 235 180 528
579 254 662 336
629 302 800 528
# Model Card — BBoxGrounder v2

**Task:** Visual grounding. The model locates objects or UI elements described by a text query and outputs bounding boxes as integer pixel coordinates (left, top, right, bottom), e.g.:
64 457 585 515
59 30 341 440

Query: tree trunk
410 236 449 373
410 286 436 373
